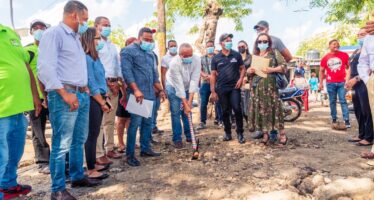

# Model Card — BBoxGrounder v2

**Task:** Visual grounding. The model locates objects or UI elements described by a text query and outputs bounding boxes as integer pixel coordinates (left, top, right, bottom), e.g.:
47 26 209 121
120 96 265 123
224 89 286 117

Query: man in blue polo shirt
210 33 246 144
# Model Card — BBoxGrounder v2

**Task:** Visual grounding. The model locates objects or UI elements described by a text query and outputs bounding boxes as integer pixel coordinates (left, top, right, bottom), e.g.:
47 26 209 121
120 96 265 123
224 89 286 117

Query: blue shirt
86 55 107 96
38 22 87 91
120 43 159 100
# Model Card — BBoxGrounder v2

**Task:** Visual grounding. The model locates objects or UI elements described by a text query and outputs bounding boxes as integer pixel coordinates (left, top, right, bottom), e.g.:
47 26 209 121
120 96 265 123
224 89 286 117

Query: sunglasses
257 40 268 44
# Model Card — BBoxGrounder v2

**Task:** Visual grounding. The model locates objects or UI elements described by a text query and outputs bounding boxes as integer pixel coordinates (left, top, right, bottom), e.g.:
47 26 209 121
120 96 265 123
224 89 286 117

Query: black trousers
217 88 244 135
353 81 374 142
85 97 104 170
30 103 50 164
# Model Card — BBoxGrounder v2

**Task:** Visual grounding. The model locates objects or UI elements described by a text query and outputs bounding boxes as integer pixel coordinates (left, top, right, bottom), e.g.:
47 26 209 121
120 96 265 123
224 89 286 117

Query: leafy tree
109 26 127 48
161 0 252 53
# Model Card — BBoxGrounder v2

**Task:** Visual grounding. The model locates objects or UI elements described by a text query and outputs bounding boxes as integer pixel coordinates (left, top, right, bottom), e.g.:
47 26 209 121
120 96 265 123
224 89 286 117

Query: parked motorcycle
279 87 304 122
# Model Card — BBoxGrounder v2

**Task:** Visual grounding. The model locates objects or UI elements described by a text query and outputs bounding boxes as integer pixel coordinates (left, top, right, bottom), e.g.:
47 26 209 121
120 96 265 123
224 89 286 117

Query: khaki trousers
367 75 374 152
96 90 119 157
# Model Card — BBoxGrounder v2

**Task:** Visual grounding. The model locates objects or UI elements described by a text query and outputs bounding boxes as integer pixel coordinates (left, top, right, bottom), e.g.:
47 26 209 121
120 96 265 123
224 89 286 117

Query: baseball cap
219 33 233 43
30 19 50 31
253 20 269 30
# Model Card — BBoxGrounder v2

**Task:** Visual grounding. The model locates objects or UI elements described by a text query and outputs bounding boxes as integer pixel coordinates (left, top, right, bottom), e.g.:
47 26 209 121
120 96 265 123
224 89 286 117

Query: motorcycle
279 87 304 122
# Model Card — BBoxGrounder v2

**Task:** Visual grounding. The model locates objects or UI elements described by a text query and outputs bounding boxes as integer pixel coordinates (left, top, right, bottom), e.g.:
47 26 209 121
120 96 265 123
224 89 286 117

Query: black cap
253 20 269 29
219 33 233 43
30 19 50 31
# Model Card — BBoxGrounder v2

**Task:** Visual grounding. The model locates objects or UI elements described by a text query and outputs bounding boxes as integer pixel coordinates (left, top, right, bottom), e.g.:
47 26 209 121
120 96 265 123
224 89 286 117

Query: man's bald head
179 43 193 58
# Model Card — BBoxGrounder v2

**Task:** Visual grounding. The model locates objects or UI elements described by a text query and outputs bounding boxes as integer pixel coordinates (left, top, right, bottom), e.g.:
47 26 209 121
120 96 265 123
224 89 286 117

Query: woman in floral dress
247 33 287 145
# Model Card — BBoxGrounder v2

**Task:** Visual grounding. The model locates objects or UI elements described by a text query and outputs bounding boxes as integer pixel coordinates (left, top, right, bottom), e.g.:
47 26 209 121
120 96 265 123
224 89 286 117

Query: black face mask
238 47 246 54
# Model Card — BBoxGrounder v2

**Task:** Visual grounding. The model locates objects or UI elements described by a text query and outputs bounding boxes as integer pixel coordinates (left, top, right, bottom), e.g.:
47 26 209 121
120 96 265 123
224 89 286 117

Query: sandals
356 140 373 146
361 152 374 159
278 134 288 146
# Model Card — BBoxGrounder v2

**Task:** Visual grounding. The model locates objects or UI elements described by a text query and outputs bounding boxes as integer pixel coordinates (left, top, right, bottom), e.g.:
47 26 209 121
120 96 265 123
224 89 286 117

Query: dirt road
16 103 374 200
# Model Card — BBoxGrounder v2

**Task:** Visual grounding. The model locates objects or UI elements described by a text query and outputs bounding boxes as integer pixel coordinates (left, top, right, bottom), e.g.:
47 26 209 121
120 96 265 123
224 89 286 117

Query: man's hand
134 89 144 104
42 98 48 109
62 93 79 111
182 101 191 115
108 82 119 96
235 78 244 89
159 90 167 103
210 91 218 103
101 104 111 113
345 78 357 90
318 83 324 91
33 97 42 117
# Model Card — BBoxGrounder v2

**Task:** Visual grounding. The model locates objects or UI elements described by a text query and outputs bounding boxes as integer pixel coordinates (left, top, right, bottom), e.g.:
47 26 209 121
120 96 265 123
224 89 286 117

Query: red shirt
320 51 349 83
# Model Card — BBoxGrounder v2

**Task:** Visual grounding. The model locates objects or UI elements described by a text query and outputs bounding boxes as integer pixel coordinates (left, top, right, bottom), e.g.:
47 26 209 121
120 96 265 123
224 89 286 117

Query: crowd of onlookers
1 0 374 199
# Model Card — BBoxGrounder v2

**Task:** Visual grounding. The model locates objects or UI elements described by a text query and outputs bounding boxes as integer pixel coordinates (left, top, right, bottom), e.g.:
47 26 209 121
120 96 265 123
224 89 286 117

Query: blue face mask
33 29 44 41
169 47 178 54
78 21 89 34
258 43 269 51
140 40 154 51
206 47 214 54
101 27 111 37
182 56 193 64
358 38 365 47
96 40 105 51
150 42 156 51
224 42 233 50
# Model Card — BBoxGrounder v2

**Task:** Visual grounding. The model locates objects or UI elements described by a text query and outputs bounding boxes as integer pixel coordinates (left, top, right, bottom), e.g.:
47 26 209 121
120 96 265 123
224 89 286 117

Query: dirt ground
15 102 374 200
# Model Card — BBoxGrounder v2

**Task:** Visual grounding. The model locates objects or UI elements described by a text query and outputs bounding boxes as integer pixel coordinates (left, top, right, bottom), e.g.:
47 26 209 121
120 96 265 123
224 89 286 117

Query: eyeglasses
94 37 101 40
257 40 268 44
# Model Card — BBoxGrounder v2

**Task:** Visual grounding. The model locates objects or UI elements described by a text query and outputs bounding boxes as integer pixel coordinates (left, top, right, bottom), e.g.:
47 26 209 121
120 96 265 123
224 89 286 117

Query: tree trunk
157 0 167 61
195 0 223 54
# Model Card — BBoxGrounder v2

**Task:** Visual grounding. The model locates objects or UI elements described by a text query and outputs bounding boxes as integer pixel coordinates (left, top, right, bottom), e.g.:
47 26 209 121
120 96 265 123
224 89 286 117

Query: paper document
126 94 154 118
251 55 270 78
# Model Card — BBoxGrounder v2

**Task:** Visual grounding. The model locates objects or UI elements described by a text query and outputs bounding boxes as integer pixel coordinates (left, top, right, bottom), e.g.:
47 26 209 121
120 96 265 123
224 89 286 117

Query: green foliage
308 0 374 25
108 26 127 48
296 23 359 57
164 0 252 32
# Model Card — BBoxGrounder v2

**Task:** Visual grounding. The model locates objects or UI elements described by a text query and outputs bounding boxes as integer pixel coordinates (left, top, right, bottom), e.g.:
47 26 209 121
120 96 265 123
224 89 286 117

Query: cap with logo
30 20 50 31
219 33 233 43
253 20 269 30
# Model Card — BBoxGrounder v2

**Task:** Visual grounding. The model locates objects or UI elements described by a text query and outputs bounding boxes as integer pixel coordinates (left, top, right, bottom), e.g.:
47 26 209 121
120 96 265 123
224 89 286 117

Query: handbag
271 52 288 89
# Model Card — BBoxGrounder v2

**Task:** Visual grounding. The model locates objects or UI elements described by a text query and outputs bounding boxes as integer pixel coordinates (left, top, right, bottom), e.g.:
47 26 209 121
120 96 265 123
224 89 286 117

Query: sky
0 0 332 54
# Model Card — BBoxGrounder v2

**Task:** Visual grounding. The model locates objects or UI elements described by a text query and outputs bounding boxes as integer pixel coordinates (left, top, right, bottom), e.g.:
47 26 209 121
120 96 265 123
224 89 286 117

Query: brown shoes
96 156 113 165
106 150 122 159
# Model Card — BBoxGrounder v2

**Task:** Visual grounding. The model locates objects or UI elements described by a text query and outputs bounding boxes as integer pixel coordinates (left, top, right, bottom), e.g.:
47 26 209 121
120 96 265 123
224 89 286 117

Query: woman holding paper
247 33 288 145
81 28 112 179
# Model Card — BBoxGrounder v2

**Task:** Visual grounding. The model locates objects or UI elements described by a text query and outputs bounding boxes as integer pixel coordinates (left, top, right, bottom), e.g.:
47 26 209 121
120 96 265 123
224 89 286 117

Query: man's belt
107 77 119 82
63 84 87 93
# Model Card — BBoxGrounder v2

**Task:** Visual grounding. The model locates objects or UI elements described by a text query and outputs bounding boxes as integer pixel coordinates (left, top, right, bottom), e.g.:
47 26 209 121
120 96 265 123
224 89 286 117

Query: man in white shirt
165 43 201 149
161 40 178 90
358 34 374 155
94 16 122 165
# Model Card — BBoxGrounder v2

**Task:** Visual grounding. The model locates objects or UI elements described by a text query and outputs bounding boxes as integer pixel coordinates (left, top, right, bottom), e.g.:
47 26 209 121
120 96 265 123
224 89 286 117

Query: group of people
1 0 374 199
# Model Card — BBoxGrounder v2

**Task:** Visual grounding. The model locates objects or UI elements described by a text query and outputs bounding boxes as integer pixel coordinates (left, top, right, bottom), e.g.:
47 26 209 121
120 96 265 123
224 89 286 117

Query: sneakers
218 122 224 128
0 184 32 200
174 141 184 149
345 120 351 128
197 122 206 130
51 189 77 200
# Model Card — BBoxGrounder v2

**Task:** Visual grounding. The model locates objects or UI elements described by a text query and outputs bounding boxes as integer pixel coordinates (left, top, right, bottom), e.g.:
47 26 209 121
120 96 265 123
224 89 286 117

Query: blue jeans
126 113 152 157
152 97 161 129
199 83 211 123
0 113 27 199
326 82 349 121
166 85 191 143
215 102 223 122
48 89 89 192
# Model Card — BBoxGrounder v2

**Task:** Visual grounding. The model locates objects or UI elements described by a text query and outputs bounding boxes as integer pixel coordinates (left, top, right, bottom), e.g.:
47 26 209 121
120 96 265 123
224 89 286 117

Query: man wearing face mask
94 16 122 165
161 40 178 90
24 19 51 175
254 20 293 63
38 1 101 199
345 28 373 146
197 40 217 130
211 33 246 144
165 43 201 149
121 27 166 167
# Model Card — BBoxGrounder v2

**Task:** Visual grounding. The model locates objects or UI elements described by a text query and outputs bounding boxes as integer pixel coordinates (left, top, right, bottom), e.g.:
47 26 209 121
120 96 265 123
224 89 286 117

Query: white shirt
166 55 201 99
358 35 374 83
99 40 122 78
161 52 177 69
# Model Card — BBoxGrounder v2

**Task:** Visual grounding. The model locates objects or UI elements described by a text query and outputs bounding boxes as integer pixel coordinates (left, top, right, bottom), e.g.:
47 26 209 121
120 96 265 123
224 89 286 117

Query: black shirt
349 49 360 79
211 50 244 90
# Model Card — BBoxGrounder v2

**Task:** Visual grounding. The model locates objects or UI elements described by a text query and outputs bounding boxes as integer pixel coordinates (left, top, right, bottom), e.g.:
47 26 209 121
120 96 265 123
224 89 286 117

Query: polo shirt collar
60 22 77 36
219 50 233 57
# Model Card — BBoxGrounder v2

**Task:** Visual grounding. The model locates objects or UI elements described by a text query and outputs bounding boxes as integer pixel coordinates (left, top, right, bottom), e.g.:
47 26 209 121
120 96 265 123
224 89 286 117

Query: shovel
181 104 200 160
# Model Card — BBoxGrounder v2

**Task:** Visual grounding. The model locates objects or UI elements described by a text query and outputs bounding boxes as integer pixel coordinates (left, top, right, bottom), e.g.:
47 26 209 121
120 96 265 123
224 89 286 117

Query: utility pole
157 0 166 60
10 0 15 29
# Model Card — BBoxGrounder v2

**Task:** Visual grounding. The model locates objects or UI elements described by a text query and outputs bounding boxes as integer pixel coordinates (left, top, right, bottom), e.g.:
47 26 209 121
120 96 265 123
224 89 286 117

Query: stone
313 177 374 200
312 174 325 187
246 190 307 200
253 171 268 179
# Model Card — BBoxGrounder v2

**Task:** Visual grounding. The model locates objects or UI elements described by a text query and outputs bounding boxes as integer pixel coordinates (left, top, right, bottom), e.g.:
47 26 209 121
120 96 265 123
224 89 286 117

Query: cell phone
105 101 112 109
